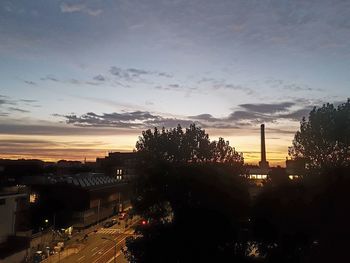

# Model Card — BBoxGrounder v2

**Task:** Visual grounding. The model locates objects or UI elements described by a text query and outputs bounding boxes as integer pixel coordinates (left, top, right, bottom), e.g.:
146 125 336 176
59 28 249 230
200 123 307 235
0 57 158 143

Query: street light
101 237 117 263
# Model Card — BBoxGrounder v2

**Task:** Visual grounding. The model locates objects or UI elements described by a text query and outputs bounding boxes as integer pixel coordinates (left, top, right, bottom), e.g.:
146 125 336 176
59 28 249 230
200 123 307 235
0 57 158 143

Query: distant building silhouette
96 152 138 181
245 124 271 186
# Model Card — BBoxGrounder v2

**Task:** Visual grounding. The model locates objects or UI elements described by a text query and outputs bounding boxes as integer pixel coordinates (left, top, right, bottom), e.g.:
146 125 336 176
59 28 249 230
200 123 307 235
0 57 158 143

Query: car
103 221 114 228
118 212 128 220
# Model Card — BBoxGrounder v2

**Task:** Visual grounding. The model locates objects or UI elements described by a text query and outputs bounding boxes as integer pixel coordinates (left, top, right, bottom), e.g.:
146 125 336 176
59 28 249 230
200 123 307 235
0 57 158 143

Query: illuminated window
30 193 38 203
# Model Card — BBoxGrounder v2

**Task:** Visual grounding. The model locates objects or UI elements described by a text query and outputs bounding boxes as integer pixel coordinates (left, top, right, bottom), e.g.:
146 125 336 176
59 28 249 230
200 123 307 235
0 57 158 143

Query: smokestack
259 124 269 169
261 124 266 163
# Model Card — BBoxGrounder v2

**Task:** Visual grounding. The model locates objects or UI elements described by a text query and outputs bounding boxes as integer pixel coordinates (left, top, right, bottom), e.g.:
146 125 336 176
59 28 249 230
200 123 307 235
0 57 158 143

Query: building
24 173 132 230
96 152 138 180
286 158 306 179
245 124 271 183
0 186 30 262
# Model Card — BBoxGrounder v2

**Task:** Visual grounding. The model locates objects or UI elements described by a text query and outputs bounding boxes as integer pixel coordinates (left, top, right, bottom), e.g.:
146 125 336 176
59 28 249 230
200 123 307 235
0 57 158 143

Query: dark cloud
158 72 173 78
110 66 150 81
8 107 30 113
24 80 37 85
61 111 161 128
227 102 314 124
154 84 184 91
0 97 15 106
278 107 313 121
58 110 202 130
41 76 59 82
0 95 35 114
110 66 173 83
58 100 314 131
93 74 106 81
189 114 219 122
239 102 295 114
144 118 197 128
20 99 37 103
40 75 102 86
266 79 323 92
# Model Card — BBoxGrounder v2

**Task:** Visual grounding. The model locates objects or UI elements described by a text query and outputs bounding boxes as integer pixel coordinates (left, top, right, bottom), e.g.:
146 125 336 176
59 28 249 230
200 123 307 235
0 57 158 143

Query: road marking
77 255 85 261
106 252 122 263
91 246 98 252
92 239 125 263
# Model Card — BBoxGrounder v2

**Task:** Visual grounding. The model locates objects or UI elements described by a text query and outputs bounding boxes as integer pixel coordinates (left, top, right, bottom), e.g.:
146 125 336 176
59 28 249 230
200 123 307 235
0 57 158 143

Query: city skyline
1 0 350 165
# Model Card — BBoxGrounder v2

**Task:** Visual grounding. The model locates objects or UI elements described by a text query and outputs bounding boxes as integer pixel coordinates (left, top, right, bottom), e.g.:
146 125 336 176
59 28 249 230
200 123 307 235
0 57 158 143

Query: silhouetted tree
127 124 250 262
289 99 350 174
136 124 244 164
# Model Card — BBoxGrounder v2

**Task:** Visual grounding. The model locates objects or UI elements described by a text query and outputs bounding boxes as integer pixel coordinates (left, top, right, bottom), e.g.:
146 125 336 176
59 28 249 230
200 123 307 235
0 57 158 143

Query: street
60 218 139 263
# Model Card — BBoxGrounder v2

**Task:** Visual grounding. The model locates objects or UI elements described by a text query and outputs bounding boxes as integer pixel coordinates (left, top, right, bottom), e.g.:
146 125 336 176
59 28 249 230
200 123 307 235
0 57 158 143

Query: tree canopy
127 124 249 262
136 123 244 164
289 99 350 173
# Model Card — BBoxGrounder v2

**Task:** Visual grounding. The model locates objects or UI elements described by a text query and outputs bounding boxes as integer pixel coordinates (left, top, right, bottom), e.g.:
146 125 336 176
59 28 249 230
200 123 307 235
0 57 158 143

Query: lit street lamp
101 237 117 263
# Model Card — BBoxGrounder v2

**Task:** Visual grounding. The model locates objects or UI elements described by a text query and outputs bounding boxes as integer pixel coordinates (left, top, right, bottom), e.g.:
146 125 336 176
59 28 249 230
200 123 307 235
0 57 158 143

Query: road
61 219 139 263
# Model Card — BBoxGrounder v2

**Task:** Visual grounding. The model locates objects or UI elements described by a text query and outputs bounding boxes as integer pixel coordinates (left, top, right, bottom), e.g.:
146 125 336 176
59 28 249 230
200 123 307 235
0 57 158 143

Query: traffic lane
62 218 140 263
92 236 127 263
60 234 118 263
72 233 129 263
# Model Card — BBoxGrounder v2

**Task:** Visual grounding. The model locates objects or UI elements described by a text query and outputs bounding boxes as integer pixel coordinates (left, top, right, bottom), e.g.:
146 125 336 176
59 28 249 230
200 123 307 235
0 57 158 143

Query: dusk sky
1 0 349 165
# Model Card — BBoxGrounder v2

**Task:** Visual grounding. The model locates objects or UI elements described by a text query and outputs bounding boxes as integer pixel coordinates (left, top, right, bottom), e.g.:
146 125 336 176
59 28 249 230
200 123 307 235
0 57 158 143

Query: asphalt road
61 219 139 263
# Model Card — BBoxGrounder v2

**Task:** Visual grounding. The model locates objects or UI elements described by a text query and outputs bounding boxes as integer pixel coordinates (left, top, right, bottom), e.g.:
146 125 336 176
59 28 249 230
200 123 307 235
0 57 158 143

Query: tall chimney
261 124 266 163
259 124 269 169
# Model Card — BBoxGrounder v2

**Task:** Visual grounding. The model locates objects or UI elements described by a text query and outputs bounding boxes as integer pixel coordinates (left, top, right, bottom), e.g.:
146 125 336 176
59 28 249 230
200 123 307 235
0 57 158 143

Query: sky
0 0 349 165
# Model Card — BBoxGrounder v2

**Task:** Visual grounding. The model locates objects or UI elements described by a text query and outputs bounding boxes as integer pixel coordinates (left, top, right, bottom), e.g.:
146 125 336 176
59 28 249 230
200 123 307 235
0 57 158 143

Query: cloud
8 107 30 113
24 80 37 86
60 111 161 128
109 66 174 83
278 107 314 121
41 76 59 82
60 2 102 16
189 114 219 122
158 72 173 78
93 74 105 81
56 99 315 131
20 99 37 103
239 102 295 114
144 118 197 128
227 102 313 124
0 97 15 106
0 95 37 115
197 77 254 95
110 66 151 82
266 79 323 92
40 75 102 86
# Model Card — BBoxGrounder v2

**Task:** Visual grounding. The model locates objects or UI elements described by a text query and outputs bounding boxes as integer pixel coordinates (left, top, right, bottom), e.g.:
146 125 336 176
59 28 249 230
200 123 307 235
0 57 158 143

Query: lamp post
101 237 117 263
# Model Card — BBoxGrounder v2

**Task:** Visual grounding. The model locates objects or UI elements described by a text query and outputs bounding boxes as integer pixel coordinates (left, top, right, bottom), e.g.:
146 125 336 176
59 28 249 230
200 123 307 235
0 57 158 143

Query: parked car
103 221 114 228
118 212 128 220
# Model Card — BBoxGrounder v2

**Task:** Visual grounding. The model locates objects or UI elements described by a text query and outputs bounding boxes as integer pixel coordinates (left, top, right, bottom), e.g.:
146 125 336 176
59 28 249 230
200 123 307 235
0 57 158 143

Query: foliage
127 164 251 262
289 99 350 173
136 124 244 164
127 124 250 262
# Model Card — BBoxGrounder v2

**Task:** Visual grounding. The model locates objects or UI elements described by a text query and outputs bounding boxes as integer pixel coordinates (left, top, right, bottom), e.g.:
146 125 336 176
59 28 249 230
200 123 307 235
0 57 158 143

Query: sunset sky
1 0 349 165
